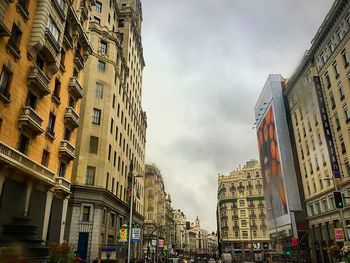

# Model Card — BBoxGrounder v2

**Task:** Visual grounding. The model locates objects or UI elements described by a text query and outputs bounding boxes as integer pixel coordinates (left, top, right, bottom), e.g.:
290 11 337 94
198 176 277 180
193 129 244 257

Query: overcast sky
141 0 333 232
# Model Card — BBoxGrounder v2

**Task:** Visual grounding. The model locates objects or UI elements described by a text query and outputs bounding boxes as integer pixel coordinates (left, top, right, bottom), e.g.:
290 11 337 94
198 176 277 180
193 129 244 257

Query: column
59 197 69 243
24 182 33 216
42 191 53 241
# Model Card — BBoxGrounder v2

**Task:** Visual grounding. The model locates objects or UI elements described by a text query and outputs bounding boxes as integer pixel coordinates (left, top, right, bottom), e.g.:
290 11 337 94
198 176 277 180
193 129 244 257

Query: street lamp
127 162 143 263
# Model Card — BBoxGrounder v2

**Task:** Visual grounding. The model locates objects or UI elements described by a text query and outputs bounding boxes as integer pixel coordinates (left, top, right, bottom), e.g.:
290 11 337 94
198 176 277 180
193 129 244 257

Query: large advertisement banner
257 106 288 219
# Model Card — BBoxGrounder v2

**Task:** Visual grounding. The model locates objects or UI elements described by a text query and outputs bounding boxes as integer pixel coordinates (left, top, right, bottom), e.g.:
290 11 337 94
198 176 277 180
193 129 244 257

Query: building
143 164 173 260
217 160 269 260
173 209 188 255
65 0 147 262
207 232 218 259
0 0 93 247
283 0 350 262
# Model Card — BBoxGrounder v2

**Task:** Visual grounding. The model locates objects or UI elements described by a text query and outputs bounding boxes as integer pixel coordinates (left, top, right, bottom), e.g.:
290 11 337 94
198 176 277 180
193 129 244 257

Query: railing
0 141 55 181
64 28 73 47
248 203 255 208
0 86 11 102
55 176 71 191
52 0 65 20
68 77 84 99
16 0 29 21
65 107 79 124
21 106 43 126
6 39 21 59
75 51 84 66
28 66 50 91
60 140 75 153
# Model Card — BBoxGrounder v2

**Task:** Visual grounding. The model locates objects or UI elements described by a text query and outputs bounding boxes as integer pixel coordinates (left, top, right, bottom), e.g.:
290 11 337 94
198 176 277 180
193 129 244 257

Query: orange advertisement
257 106 288 218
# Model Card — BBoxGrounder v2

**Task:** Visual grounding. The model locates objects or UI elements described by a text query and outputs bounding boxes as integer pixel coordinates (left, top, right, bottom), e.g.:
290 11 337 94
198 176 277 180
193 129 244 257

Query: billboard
257 106 288 219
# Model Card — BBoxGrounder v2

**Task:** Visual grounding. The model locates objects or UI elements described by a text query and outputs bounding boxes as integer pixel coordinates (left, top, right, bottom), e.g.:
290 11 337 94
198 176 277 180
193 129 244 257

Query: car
168 257 180 263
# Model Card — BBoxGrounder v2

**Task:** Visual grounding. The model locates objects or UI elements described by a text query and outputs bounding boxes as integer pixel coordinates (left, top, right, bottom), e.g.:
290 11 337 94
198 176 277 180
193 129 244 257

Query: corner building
284 0 350 262
217 160 269 261
0 0 93 244
65 0 147 262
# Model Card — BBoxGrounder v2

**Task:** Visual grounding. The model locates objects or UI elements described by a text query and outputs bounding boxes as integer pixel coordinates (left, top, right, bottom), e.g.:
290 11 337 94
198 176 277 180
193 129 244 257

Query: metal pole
127 169 135 263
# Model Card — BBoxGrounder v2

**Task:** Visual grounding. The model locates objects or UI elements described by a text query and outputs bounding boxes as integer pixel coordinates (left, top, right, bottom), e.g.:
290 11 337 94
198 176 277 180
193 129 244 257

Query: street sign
132 228 141 243
335 228 344 241
151 240 157 247
118 228 128 242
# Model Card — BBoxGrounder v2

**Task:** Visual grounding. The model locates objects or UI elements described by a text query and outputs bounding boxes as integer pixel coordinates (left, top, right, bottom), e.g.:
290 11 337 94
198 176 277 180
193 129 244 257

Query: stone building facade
0 0 93 247
65 0 147 262
217 160 269 260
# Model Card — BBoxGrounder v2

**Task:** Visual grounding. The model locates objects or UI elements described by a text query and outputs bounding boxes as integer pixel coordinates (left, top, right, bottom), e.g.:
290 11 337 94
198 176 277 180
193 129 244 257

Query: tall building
217 160 269 260
65 0 147 261
143 164 174 259
0 0 93 245
283 1 350 262
173 209 188 255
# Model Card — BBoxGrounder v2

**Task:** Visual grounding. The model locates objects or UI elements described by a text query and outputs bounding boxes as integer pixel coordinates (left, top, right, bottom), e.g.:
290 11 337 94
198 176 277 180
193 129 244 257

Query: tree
49 242 77 263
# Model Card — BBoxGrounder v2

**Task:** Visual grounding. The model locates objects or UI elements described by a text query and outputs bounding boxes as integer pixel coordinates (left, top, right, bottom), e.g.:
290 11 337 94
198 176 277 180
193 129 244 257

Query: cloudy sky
141 0 333 231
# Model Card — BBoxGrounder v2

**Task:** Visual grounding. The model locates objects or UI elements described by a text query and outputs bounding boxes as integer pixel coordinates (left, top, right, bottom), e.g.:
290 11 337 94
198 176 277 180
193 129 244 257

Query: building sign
313 76 340 178
257 106 288 218
132 228 141 243
151 240 157 247
158 239 164 248
118 228 128 242
335 228 344 241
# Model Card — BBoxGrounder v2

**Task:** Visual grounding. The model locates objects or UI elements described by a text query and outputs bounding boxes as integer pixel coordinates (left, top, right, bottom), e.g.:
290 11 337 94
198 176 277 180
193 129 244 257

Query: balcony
68 77 84 99
220 215 228 220
64 107 79 129
256 184 262 189
232 214 238 219
52 0 65 20
259 212 266 217
260 223 267 228
54 176 71 194
16 0 29 21
74 51 84 70
258 202 264 207
0 141 55 186
27 66 51 97
234 224 240 229
248 203 255 208
221 225 229 230
6 39 21 60
63 28 73 49
247 184 253 189
0 20 11 37
250 224 258 229
59 140 75 161
250 213 256 218
18 106 44 136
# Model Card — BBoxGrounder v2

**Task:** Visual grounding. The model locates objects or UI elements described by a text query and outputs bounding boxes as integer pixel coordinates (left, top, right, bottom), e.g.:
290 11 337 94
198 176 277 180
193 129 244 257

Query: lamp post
127 162 143 263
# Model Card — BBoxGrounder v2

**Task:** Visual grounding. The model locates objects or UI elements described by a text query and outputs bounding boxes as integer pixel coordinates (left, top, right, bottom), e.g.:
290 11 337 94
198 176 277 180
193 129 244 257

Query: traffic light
292 236 298 247
285 250 291 257
334 191 344 209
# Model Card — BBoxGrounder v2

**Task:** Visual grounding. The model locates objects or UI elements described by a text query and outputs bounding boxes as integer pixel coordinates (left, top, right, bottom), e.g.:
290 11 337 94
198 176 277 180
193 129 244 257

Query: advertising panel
257 106 288 219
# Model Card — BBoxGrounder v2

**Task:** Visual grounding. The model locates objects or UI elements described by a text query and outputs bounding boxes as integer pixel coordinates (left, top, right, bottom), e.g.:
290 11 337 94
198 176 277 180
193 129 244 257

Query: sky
141 0 333 232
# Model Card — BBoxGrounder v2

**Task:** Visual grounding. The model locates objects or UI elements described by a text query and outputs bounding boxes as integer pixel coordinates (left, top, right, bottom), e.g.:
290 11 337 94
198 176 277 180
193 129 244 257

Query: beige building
284 0 350 262
173 209 188 255
143 164 174 259
65 0 147 262
217 160 269 260
0 0 93 249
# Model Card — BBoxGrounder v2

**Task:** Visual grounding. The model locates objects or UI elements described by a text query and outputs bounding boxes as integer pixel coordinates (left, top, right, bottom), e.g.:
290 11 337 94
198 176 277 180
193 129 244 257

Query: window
99 40 107 55
86 166 96 186
317 133 322 145
328 41 335 52
47 112 56 136
8 23 22 56
239 209 246 217
64 128 71 141
53 78 61 102
82 206 91 222
333 63 340 78
335 117 341 130
110 213 115 227
341 141 347 154
89 136 99 154
122 3 127 9
108 144 111 160
241 219 247 227
343 52 349 67
239 200 245 207
58 161 67 177
118 19 125 27
92 108 101 125
94 16 101 24
95 1 102 12
98 60 106 72
339 85 345 100
310 162 314 174
330 94 336 109
325 74 331 88
322 199 328 212
0 65 12 99
112 94 116 108
95 83 103 98
344 108 350 122
242 231 248 239
112 177 115 193
308 204 314 216
41 149 50 167
113 151 116 166
47 18 60 42
106 172 109 189
110 118 114 134
18 134 29 154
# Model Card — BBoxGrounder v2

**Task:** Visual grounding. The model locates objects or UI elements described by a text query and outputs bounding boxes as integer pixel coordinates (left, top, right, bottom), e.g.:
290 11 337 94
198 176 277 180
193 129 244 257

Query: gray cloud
142 0 333 231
